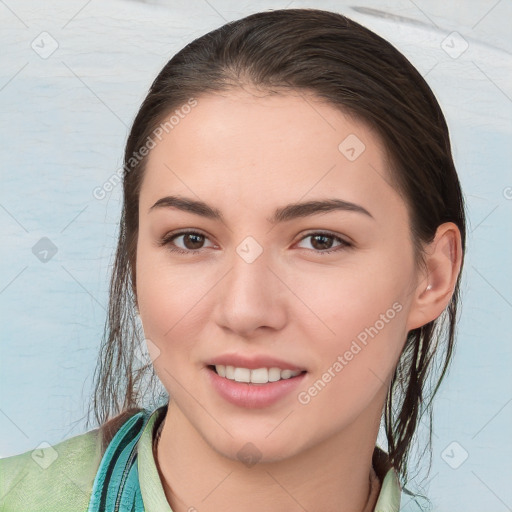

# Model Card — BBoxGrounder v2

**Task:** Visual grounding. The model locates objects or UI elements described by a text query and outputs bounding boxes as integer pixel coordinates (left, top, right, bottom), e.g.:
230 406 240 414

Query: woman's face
136 89 425 462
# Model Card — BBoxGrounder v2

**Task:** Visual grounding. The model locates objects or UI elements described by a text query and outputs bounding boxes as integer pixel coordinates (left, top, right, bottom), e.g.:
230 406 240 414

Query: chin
202 425 310 467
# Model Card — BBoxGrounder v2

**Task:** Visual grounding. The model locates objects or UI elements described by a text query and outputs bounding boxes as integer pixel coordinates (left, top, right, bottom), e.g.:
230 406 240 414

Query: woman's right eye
159 230 215 255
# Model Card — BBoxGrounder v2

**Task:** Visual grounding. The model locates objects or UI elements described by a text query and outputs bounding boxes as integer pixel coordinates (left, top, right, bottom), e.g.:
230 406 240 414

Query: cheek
136 242 180 344
292 254 410 339
291 254 412 397
135 240 217 365
295 299 407 429
135 263 205 395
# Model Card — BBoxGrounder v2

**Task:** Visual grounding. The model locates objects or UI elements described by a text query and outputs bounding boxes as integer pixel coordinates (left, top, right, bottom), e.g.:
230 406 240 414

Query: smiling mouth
208 365 307 384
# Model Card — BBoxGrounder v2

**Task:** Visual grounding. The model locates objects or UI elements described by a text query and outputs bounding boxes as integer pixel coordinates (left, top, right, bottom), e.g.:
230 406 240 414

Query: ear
406 222 463 331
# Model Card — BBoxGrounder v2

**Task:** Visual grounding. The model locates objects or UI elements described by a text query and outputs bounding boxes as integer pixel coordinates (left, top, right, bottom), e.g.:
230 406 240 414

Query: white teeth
251 368 269 384
268 368 282 382
280 369 294 379
233 367 251 383
213 365 302 384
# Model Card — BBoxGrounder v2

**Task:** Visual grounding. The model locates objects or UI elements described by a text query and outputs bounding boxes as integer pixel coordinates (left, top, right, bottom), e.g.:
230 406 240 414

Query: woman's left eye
296 232 352 255
158 230 351 255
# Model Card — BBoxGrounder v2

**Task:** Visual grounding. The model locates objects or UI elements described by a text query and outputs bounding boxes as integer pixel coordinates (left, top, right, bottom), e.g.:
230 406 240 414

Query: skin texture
135 89 462 512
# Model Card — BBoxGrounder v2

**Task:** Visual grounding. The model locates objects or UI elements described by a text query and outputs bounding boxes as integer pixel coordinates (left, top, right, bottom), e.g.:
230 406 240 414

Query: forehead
140 89 404 223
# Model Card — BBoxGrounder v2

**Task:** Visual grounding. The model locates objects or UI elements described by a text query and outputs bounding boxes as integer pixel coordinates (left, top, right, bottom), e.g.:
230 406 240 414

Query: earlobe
406 222 463 331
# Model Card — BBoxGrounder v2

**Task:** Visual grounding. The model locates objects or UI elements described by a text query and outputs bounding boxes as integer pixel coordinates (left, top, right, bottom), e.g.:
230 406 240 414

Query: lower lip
206 367 306 409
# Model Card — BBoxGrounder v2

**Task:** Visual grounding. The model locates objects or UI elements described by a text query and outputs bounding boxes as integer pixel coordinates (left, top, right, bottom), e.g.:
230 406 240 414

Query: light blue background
1 1 511 510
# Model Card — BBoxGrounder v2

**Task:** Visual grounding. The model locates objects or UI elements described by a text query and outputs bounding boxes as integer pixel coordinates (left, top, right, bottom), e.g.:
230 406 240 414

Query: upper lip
207 354 306 371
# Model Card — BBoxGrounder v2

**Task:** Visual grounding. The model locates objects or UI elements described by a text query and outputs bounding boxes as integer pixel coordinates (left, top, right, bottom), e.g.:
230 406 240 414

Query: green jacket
0 406 411 511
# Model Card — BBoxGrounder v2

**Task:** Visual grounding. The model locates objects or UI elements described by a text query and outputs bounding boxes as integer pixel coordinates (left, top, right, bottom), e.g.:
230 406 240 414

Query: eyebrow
148 195 374 223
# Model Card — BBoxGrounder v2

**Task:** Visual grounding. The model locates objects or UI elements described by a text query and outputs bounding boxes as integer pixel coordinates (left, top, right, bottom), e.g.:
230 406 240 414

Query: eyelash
158 230 352 256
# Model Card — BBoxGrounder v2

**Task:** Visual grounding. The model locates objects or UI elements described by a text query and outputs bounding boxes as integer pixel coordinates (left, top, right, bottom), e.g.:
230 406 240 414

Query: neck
155 400 384 512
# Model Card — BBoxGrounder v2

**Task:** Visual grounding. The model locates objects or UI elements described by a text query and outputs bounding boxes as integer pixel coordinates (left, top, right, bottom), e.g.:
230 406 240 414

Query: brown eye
180 233 205 250
296 232 352 255
310 234 335 250
159 230 215 255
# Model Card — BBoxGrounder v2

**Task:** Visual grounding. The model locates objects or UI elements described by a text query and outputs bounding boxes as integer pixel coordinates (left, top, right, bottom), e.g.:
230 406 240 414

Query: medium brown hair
89 8 466 491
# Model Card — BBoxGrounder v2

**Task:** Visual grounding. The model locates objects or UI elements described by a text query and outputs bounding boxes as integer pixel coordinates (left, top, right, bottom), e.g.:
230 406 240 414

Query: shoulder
0 429 101 511
0 409 143 512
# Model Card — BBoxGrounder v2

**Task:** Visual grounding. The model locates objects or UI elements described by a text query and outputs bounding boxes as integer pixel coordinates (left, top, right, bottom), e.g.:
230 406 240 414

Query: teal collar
87 410 150 512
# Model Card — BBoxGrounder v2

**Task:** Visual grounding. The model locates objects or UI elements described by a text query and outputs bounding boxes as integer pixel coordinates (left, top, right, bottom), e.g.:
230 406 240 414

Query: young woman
0 8 465 512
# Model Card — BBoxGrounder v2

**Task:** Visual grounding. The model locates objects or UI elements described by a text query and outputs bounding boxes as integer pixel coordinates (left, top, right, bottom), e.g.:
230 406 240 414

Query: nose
212 244 288 338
